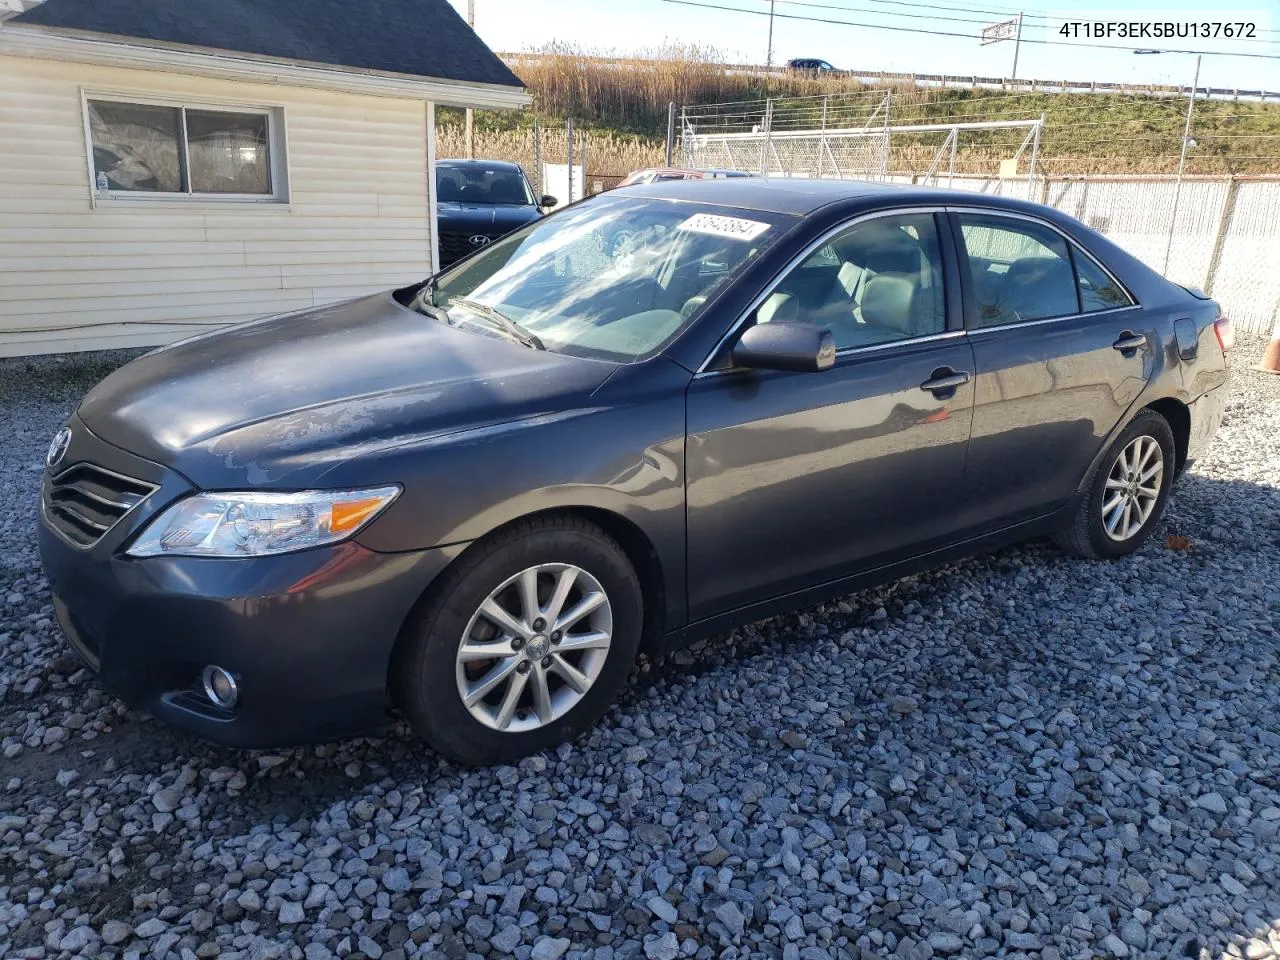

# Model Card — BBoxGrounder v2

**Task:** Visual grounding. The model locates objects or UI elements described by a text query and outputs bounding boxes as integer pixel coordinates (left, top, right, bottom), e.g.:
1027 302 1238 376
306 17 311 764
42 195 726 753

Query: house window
86 98 284 200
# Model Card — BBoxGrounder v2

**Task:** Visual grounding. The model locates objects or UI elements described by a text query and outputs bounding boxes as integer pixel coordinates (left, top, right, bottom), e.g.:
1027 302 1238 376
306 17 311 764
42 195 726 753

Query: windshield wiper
451 297 545 350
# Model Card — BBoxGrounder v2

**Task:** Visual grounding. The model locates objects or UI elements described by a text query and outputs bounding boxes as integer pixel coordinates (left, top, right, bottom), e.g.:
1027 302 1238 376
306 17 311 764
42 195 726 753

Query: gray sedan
37 179 1230 765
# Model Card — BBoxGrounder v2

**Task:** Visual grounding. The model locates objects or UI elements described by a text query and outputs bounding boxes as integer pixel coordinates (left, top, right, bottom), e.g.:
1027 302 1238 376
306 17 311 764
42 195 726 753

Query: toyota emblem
469 234 492 247
46 426 71 470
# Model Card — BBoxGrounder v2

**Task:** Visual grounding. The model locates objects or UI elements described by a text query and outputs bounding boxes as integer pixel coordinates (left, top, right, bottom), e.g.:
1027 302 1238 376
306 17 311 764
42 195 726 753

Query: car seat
857 274 918 340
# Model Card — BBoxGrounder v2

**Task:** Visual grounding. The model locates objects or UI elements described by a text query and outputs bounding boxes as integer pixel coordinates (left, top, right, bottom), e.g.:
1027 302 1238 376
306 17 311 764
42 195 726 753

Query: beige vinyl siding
0 55 431 356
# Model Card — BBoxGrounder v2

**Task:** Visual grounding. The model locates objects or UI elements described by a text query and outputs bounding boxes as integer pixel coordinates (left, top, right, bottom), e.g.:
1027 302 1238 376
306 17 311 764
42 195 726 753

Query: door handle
1112 332 1147 352
919 369 971 394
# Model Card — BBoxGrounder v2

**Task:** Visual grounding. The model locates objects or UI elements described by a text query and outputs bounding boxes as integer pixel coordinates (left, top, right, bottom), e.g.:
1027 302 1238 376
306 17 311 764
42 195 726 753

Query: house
0 0 528 356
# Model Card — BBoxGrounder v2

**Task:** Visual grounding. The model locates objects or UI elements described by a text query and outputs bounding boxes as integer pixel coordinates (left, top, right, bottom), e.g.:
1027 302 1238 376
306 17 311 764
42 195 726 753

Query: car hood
76 293 615 488
437 202 542 230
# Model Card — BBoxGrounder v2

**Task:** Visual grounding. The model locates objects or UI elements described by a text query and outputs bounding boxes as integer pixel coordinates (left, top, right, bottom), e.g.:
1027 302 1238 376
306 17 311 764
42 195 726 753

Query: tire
1053 408 1177 560
391 515 642 766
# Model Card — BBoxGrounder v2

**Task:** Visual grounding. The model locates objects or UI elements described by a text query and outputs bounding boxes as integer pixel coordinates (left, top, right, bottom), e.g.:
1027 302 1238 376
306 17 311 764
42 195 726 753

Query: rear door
950 210 1152 530
684 210 976 621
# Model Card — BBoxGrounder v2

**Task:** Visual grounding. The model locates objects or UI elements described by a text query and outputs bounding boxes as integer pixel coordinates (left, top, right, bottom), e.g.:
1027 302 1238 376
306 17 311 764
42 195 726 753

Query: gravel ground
2 341 1279 960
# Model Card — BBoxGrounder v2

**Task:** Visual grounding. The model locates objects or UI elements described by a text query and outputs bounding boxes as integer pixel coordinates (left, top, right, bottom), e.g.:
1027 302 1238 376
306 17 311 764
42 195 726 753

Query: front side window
751 212 947 350
958 215 1079 326
87 98 278 199
412 196 793 362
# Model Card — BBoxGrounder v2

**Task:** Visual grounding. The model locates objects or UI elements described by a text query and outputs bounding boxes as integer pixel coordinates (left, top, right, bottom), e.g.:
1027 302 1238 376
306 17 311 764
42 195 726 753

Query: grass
439 45 1280 178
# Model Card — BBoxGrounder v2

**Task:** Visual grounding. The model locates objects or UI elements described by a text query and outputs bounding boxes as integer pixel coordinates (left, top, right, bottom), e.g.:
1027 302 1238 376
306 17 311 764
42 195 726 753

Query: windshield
414 196 793 362
436 163 533 206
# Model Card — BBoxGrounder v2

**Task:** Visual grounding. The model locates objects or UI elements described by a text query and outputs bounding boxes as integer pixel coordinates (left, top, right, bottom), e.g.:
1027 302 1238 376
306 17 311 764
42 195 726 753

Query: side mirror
539 194 558 208
731 321 836 373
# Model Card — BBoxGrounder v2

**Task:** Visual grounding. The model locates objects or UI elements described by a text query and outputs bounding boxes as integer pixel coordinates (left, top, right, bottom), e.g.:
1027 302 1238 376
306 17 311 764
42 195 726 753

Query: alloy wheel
1101 434 1164 542
455 563 613 732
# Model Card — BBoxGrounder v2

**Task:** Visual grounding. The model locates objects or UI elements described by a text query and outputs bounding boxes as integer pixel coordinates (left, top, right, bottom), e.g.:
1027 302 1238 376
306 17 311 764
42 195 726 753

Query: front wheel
391 516 642 765
1054 409 1176 560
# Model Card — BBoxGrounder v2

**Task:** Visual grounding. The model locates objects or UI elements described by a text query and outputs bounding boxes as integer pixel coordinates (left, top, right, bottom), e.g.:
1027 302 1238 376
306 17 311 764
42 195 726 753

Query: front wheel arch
388 507 666 694
388 511 646 764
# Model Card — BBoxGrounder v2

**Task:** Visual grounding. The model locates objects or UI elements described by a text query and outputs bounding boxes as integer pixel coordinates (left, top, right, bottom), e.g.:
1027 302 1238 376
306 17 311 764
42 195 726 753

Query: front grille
439 230 492 266
44 463 155 548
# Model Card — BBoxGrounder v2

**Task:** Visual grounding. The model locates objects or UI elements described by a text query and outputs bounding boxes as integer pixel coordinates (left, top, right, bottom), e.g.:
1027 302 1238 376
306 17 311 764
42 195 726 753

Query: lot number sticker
677 213 771 242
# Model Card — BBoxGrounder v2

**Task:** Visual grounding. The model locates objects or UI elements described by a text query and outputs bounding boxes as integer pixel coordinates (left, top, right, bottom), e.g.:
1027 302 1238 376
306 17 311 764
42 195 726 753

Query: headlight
127 486 400 558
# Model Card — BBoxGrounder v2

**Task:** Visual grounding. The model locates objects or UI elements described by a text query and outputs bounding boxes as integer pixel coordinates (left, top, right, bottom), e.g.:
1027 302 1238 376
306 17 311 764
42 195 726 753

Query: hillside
441 47 1280 178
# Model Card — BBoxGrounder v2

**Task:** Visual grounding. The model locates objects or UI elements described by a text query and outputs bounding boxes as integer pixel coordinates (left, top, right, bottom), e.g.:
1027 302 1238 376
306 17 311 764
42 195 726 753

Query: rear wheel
391 516 641 765
1054 409 1176 560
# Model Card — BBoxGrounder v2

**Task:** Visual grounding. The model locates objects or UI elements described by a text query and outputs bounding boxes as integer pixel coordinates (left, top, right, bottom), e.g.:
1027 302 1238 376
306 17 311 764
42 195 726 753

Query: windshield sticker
677 213 771 242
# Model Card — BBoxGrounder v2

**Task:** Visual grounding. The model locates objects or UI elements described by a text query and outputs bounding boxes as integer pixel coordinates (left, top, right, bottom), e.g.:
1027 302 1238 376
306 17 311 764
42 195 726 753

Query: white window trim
80 88 290 207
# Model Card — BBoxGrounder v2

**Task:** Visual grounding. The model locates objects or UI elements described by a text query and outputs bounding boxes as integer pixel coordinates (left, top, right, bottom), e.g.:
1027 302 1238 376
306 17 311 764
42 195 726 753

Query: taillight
1214 315 1233 353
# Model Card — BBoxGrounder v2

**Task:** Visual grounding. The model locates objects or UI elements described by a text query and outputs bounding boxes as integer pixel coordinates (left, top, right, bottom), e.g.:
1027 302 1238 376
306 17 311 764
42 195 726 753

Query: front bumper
37 419 462 748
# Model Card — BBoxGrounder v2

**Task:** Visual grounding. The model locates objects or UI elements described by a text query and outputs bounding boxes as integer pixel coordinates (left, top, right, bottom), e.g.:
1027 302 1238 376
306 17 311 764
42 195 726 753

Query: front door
951 211 1153 529
685 211 976 622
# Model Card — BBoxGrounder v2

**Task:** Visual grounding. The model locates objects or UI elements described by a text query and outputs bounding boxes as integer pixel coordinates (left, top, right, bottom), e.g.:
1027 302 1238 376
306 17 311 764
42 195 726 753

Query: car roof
617 177 1051 217
438 159 523 171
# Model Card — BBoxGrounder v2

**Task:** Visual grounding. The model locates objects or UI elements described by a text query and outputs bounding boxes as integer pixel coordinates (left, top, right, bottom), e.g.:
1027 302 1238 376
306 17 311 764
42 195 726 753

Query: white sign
981 16 1020 44
677 213 771 242
541 163 583 209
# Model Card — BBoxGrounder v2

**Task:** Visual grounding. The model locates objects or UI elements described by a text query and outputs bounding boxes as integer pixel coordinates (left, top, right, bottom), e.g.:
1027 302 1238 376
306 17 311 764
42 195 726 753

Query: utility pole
465 0 476 159
1010 13 1023 81
766 0 776 68
1163 54 1201 276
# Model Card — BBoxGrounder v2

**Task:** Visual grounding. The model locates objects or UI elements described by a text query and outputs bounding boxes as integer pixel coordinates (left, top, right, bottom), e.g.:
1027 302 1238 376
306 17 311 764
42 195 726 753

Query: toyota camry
37 179 1230 765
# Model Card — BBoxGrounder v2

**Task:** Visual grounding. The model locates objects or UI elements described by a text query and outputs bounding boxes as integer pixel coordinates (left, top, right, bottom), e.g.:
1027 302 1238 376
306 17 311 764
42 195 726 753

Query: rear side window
957 215 1077 327
1075 250 1134 311
957 214 1135 327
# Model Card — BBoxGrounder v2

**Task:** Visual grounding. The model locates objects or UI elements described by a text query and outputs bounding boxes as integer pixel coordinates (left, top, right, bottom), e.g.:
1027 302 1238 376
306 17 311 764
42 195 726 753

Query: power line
768 0 1021 28
661 0 1280 59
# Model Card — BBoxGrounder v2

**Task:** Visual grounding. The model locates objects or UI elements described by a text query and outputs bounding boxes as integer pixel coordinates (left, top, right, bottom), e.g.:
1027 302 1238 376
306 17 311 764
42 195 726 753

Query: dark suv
435 159 554 267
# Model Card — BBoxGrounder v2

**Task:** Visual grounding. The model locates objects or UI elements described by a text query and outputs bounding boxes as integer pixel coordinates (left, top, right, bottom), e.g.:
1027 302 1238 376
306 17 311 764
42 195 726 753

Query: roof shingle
13 0 523 89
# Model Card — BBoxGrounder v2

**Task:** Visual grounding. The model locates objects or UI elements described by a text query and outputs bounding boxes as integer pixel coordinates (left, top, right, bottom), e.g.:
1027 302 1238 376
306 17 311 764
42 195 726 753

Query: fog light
201 665 239 708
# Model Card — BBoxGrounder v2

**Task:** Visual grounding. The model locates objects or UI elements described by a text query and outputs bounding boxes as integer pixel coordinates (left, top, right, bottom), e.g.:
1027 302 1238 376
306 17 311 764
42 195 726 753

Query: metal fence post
581 134 588 195
679 107 688 168
532 117 542 197
881 90 891 181
758 99 774 177
1204 176 1238 295
948 129 958 188
566 117 574 202
817 96 827 177
1026 113 1043 200
665 102 676 167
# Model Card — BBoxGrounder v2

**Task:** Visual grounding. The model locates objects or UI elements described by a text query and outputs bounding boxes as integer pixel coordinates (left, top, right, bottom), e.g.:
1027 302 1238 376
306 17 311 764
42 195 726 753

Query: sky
447 0 1280 91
